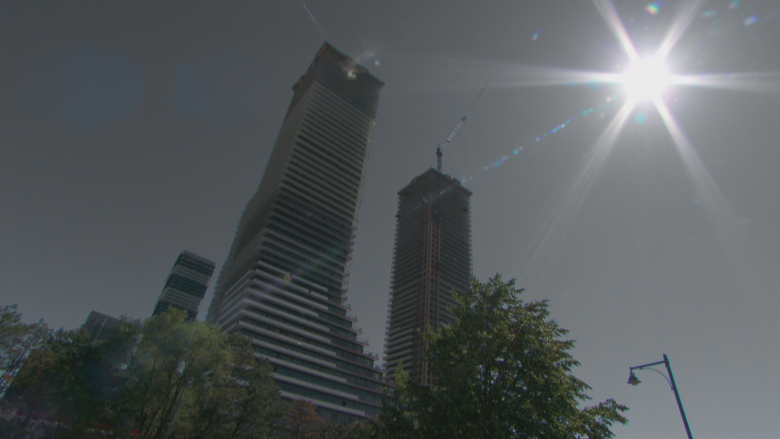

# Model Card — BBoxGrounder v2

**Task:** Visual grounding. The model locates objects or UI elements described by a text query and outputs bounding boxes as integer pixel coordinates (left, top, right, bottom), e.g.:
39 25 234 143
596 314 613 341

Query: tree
177 333 285 439
110 308 242 438
317 420 374 439
0 304 50 396
109 308 287 438
4 313 144 438
5 308 285 438
377 275 628 439
3 325 132 438
277 399 376 439
283 399 324 439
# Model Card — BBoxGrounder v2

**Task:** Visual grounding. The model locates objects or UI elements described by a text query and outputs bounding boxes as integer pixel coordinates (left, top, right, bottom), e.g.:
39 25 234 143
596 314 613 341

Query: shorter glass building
153 251 215 320
83 310 120 342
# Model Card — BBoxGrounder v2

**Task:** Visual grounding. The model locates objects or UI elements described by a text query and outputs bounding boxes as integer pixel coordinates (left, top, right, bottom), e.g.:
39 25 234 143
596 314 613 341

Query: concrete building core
384 169 473 386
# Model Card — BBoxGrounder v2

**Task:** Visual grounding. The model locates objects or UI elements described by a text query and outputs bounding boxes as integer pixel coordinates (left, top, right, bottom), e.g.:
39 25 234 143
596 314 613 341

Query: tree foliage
2 323 128 437
113 309 240 438
0 304 50 396
377 275 628 439
276 400 372 439
176 333 286 439
282 399 325 439
3 307 285 438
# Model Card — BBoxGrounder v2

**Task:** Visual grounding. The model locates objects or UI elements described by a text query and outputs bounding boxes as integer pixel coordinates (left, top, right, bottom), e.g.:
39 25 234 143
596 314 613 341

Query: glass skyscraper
206 43 384 422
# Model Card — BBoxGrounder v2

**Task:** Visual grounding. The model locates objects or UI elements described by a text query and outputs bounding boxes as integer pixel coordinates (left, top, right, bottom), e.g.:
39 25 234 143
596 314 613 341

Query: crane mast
436 84 488 173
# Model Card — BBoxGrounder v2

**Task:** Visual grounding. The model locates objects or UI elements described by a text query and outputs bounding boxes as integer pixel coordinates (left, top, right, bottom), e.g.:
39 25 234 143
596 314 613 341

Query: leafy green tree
110 308 238 438
282 399 325 439
0 304 50 396
317 420 374 439
377 275 628 439
177 333 285 439
5 308 285 438
274 400 375 439
3 325 134 438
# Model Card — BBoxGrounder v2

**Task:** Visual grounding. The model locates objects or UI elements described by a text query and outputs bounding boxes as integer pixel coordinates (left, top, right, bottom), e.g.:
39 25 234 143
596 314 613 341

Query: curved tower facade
206 43 384 422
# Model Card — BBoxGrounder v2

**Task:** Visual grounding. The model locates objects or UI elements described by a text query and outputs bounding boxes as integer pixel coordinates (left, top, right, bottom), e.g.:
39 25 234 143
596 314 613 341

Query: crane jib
436 83 488 173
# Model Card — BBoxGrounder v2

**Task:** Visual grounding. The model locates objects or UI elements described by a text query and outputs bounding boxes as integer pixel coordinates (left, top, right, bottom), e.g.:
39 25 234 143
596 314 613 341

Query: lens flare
623 57 670 101
645 3 660 15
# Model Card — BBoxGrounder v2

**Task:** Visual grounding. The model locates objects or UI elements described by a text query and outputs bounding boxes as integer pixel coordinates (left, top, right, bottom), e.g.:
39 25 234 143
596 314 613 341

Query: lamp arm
629 360 666 370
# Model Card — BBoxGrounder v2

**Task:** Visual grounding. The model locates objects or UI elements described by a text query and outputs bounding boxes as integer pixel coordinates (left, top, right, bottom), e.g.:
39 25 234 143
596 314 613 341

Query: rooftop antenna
436 83 488 173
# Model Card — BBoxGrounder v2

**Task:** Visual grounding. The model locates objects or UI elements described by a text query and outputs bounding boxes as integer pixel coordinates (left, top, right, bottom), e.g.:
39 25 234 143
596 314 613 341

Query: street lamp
627 353 693 439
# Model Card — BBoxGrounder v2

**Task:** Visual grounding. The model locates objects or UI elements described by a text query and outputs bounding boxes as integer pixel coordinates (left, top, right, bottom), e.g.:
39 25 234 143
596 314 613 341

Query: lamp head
627 371 641 386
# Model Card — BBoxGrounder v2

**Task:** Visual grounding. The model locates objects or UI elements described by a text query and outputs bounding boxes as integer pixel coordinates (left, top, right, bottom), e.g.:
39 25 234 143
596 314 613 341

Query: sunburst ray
670 72 780 97
521 100 635 281
591 0 639 61
656 0 709 58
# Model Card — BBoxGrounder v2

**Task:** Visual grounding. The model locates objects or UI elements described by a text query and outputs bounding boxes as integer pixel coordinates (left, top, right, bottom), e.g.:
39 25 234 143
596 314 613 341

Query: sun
623 57 670 101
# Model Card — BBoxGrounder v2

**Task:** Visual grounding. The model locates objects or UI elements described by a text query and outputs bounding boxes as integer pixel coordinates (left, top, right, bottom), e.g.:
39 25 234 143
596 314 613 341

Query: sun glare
624 57 670 101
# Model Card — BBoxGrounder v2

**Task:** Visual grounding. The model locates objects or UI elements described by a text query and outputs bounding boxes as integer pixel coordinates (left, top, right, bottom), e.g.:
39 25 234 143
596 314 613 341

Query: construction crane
436 83 488 173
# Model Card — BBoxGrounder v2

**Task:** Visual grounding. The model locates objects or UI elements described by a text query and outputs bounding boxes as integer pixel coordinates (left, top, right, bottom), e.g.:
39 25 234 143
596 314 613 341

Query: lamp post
628 353 693 439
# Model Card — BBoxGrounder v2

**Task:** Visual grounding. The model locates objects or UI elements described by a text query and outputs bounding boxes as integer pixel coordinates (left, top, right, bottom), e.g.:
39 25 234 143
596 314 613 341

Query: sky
2 0 779 437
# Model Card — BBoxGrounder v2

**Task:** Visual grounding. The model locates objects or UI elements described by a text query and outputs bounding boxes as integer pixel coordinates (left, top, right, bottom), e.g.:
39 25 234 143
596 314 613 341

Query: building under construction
383 169 472 386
